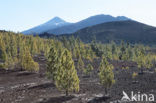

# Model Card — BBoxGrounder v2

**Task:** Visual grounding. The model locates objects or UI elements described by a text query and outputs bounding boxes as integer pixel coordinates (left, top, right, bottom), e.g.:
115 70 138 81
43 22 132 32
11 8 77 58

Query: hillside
66 20 156 44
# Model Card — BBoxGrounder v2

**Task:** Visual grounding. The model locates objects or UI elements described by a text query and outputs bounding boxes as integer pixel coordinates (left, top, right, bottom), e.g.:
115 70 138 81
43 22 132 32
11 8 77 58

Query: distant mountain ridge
67 20 156 44
47 15 130 35
22 14 130 35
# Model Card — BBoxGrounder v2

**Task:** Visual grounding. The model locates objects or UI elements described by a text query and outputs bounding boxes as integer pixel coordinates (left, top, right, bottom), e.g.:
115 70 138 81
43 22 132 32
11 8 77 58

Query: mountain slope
47 14 130 35
61 20 156 44
22 17 71 35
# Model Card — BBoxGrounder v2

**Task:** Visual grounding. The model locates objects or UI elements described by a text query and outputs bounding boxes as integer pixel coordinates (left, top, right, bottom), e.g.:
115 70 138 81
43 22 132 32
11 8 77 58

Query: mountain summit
44 17 66 25
22 17 71 35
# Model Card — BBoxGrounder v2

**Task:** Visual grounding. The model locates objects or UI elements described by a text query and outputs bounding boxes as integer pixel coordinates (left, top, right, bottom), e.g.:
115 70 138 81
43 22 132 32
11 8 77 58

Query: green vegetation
19 46 39 71
132 72 138 79
1 30 156 97
84 64 94 76
77 56 84 69
58 49 79 96
47 44 79 96
0 31 52 71
98 56 115 95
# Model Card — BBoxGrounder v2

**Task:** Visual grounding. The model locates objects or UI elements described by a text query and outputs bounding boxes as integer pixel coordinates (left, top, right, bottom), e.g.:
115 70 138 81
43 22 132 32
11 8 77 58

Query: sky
0 0 156 32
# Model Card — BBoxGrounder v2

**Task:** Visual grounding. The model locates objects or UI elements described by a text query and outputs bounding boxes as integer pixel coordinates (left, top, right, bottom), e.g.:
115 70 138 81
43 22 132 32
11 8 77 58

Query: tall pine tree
56 49 79 96
98 56 115 95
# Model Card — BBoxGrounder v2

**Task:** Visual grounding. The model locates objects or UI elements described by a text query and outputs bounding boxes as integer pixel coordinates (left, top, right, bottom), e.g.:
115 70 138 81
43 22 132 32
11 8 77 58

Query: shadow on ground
88 96 110 103
39 96 75 103
16 72 35 76
28 82 55 90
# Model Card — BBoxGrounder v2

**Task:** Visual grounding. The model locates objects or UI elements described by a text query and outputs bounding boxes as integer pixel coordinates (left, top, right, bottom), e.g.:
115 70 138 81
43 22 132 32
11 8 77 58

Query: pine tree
119 41 127 60
79 41 85 57
145 54 153 69
98 56 115 95
75 44 81 59
20 47 39 72
10 35 17 57
136 49 146 73
55 49 79 96
84 64 93 76
31 39 38 55
72 47 77 58
85 46 95 61
105 45 113 60
111 41 119 60
136 49 153 73
111 41 116 55
47 44 60 80
91 40 103 57
0 35 7 67
4 52 14 69
77 55 84 69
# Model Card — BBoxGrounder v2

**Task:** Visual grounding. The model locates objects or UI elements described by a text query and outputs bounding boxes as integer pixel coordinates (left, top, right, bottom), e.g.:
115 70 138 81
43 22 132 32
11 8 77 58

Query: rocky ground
0 55 156 103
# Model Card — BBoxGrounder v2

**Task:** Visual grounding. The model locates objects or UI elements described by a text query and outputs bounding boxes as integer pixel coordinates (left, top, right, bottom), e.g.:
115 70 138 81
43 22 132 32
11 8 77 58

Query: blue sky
0 0 156 32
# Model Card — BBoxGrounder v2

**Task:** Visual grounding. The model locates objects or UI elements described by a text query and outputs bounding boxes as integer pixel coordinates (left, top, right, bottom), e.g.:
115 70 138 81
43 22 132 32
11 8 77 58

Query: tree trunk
66 90 69 96
141 68 143 74
140 67 144 75
105 88 108 95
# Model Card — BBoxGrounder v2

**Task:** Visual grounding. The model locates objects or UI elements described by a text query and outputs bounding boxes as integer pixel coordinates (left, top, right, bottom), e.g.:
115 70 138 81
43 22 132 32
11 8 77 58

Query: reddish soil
0 55 156 103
